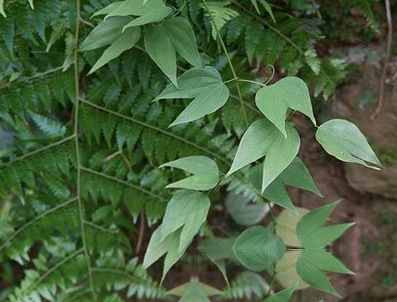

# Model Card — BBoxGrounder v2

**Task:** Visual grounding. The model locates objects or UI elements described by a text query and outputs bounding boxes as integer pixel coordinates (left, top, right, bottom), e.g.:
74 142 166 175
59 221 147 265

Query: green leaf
143 227 187 282
122 6 172 30
232 226 285 272
162 17 202 68
0 0 6 18
204 1 239 40
160 156 219 191
88 27 141 74
264 284 296 302
104 0 166 18
225 192 268 226
275 208 309 248
250 0 276 23
178 283 211 302
296 201 354 248
300 250 354 275
249 157 321 212
92 2 123 18
80 17 132 51
275 251 309 290
227 119 300 193
255 77 316 137
160 190 210 252
29 111 66 138
168 281 221 297
296 251 342 298
144 24 177 87
315 119 381 169
199 237 236 283
155 67 229 127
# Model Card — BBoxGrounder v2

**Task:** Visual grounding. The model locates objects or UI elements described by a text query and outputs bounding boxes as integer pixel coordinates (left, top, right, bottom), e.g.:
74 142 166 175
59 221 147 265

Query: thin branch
370 0 393 120
135 211 145 255
202 0 248 128
0 66 64 90
79 98 231 166
81 166 167 202
73 0 97 299
0 135 75 169
0 198 78 252
84 220 119 235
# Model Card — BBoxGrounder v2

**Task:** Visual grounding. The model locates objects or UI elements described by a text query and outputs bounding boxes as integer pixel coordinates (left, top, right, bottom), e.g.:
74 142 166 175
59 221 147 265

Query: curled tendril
264 65 275 85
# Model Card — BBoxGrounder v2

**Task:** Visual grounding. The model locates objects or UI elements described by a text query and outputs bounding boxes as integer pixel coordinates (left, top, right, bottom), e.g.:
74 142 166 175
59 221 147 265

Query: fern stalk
72 0 96 299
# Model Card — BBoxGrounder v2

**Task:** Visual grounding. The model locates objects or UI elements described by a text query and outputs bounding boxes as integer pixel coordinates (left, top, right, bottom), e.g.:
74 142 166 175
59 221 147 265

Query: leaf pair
145 17 202 87
155 67 230 127
227 118 300 193
295 201 355 297
249 157 321 213
143 190 210 281
80 17 141 74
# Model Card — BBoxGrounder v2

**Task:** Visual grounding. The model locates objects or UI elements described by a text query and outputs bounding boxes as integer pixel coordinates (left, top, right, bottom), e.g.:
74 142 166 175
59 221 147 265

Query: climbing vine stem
201 0 249 128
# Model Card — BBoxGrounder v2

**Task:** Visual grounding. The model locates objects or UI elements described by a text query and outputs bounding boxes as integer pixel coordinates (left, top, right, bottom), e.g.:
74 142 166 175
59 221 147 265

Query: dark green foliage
0 0 380 301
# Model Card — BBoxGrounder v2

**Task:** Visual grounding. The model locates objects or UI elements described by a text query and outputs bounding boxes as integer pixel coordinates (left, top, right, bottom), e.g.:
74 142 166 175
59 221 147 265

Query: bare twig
370 0 393 120
135 211 145 255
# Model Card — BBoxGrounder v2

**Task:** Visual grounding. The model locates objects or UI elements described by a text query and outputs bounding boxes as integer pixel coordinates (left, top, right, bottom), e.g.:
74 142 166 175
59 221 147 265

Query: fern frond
204 1 239 39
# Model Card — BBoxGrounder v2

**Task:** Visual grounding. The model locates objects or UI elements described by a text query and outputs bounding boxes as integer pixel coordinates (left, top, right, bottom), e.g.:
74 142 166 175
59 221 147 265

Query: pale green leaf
155 67 229 126
232 226 285 272
227 119 278 176
225 192 268 226
228 119 300 193
163 17 202 67
122 6 172 30
264 284 296 302
275 208 309 248
296 253 341 298
80 17 132 51
143 227 187 282
144 24 177 87
28 0 34 9
275 251 309 290
88 27 141 74
204 1 239 40
199 237 236 284
300 250 354 275
168 281 221 297
255 76 316 137
179 283 211 302
1 0 6 17
160 156 219 191
160 190 210 252
261 122 300 192
92 2 123 18
297 201 354 248
315 119 381 169
105 0 166 18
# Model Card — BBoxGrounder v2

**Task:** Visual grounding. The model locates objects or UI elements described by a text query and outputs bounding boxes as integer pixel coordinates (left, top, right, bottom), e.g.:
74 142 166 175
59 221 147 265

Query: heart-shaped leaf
232 226 285 272
160 190 210 251
249 157 321 213
143 227 188 282
155 67 229 126
315 119 381 169
160 156 219 191
227 118 300 193
255 76 316 137
80 17 132 51
88 27 141 74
